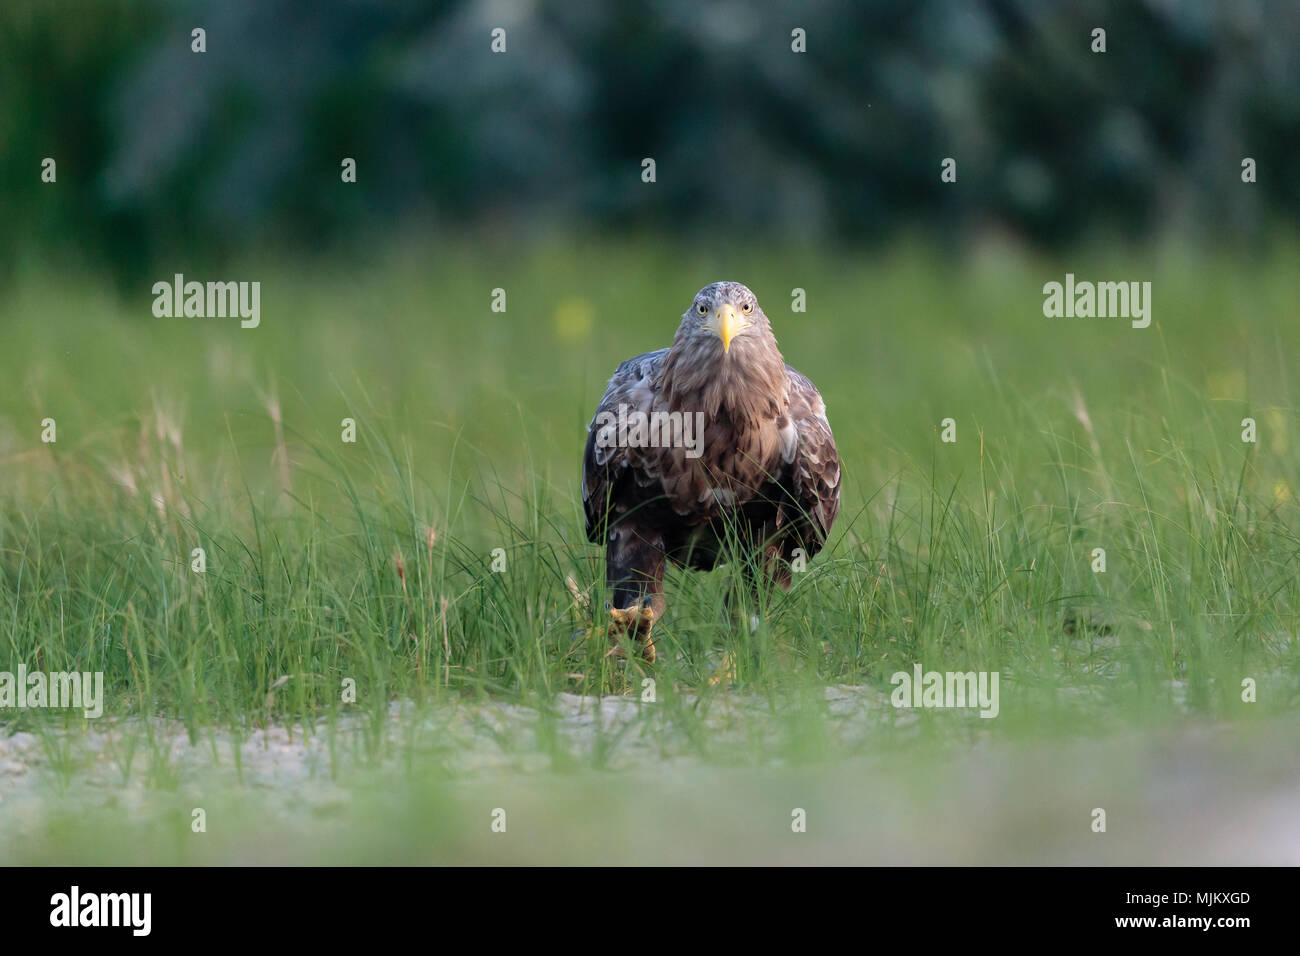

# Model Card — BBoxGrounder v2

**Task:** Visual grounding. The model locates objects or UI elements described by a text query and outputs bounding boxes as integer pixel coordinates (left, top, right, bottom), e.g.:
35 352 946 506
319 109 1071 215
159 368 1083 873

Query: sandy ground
1 686 1297 864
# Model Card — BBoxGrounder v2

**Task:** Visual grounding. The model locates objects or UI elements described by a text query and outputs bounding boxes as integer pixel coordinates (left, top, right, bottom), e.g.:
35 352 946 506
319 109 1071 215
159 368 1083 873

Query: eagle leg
605 600 657 663
605 526 666 662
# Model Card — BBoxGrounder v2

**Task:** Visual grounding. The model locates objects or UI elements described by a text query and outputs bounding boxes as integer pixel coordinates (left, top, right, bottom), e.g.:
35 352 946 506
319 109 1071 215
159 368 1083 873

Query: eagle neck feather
657 331 788 428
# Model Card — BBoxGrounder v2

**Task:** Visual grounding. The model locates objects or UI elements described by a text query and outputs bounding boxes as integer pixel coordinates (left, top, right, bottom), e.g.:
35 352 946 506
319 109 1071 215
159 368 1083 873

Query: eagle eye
741 301 754 315
696 303 708 315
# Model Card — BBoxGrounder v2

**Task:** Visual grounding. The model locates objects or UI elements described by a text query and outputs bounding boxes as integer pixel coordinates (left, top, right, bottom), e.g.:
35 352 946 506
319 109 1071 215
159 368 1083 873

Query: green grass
1 237 1298 863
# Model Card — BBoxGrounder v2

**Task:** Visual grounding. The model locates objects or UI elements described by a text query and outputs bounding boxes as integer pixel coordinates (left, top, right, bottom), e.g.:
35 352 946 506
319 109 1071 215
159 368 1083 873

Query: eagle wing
582 348 668 543
779 365 841 556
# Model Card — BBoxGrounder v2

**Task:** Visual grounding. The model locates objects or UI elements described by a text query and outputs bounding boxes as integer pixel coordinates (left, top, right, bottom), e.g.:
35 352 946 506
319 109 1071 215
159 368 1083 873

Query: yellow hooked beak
709 303 745 354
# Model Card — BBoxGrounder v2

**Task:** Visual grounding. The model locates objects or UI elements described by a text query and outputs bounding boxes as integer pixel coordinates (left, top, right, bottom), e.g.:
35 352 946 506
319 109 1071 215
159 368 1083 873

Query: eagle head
679 281 772 359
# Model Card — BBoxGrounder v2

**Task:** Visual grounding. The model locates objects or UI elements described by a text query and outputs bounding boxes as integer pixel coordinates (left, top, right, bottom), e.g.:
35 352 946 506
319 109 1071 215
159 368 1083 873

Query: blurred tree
1 0 1296 282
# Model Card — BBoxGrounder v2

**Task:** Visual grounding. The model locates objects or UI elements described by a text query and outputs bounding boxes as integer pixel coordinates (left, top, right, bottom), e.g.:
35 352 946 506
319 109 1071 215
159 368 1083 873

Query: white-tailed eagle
581 281 841 660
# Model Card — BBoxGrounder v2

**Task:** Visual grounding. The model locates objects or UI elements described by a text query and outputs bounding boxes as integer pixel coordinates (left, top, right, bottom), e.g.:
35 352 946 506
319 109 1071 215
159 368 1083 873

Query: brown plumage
581 281 841 659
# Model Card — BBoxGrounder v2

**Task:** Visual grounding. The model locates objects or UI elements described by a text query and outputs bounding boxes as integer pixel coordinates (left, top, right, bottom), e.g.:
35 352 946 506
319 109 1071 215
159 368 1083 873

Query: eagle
581 281 841 661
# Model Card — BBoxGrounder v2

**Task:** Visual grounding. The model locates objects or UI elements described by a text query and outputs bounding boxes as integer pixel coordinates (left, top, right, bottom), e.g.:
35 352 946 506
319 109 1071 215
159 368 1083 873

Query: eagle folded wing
783 366 841 555
582 348 667 542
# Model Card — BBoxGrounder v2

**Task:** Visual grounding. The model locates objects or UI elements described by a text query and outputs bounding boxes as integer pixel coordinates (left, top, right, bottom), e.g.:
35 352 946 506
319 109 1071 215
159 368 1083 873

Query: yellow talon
605 604 657 663
707 651 735 687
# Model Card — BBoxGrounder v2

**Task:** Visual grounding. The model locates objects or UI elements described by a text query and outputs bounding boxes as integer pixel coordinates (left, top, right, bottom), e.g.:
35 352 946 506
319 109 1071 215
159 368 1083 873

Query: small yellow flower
553 298 593 340
1206 370 1245 401
1272 480 1291 505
